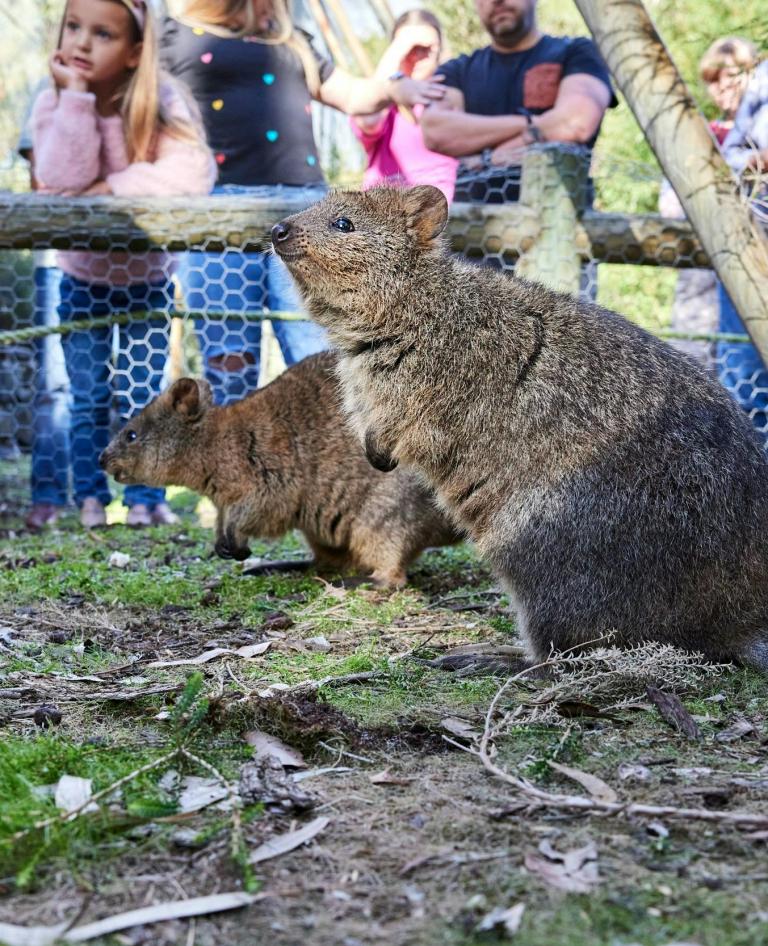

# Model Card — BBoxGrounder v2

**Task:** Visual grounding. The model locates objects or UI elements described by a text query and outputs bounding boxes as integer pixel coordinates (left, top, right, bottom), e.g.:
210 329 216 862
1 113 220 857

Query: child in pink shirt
29 0 215 530
351 10 457 202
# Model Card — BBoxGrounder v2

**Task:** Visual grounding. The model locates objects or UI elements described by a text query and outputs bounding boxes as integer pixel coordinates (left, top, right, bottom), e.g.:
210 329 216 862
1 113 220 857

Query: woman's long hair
57 0 210 163
178 0 322 96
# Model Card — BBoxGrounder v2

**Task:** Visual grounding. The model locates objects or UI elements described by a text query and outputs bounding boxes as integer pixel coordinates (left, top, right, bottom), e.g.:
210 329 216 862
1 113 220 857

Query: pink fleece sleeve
32 88 101 193
105 86 216 197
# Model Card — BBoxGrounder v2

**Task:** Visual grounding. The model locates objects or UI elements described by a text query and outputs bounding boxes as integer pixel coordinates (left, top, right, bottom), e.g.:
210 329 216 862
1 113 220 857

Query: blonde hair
699 36 759 84
59 0 210 163
179 0 322 96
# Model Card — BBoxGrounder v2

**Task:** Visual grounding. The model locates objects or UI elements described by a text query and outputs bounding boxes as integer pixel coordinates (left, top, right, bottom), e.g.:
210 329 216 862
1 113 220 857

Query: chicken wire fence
0 143 766 509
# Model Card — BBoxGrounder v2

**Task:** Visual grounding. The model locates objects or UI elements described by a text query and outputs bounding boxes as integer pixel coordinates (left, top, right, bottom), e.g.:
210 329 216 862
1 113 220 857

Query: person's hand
490 135 527 167
746 147 768 173
388 75 445 109
387 23 440 65
49 51 89 93
81 180 112 196
460 153 485 171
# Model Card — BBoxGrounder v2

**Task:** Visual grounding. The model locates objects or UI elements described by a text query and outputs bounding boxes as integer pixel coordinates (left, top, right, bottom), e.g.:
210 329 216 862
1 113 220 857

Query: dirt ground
1 470 767 946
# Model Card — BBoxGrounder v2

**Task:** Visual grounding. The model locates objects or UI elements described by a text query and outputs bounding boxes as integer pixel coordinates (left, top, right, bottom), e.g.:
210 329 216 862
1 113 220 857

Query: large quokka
271 185 768 670
99 352 460 588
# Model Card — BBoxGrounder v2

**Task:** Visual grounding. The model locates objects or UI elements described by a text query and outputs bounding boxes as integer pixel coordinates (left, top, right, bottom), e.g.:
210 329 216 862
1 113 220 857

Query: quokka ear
403 185 449 244
169 378 212 420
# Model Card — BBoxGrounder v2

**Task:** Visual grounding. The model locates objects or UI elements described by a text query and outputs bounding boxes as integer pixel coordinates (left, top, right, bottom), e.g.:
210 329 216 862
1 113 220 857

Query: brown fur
99 352 461 587
271 185 768 670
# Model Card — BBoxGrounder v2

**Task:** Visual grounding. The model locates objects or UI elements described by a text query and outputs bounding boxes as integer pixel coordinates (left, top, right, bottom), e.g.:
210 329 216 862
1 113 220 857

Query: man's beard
488 9 535 48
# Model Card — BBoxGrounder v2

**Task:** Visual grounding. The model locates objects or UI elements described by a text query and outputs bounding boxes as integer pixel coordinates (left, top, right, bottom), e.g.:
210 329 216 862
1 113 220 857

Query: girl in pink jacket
30 0 216 530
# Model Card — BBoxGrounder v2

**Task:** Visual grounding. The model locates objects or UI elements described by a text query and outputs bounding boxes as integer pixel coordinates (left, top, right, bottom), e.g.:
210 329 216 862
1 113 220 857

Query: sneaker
126 504 152 527
151 502 179 526
25 503 60 531
80 497 106 529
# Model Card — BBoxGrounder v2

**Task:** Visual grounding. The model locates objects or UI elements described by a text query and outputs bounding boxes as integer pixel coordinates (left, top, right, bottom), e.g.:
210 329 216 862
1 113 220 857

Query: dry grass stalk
449 643 768 831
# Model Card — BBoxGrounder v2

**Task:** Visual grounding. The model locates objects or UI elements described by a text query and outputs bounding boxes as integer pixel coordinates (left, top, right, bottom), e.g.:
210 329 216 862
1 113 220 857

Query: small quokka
99 352 460 588
271 185 768 670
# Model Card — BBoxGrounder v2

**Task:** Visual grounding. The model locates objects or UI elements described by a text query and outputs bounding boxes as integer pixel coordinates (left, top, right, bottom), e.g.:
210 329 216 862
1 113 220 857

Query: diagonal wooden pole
324 0 375 76
573 0 768 362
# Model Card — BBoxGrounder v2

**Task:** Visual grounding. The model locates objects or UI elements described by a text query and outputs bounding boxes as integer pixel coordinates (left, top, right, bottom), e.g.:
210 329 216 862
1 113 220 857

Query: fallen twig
466 645 768 831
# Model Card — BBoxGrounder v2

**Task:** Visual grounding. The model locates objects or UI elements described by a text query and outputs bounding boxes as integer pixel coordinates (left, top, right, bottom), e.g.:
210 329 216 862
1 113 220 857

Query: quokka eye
125 430 138 443
331 217 355 233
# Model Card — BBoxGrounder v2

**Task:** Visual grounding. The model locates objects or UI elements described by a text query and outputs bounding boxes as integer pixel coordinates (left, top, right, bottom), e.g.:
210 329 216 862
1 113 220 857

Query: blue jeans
716 282 768 446
58 274 172 508
176 184 328 406
30 266 71 506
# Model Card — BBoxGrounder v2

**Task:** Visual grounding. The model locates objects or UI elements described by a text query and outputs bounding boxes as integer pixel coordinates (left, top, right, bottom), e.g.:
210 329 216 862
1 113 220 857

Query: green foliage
169 671 210 746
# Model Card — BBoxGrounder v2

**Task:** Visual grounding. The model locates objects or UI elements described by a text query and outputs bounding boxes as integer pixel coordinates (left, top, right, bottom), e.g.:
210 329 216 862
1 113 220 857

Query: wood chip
646 686 700 740
548 761 618 804
248 816 330 864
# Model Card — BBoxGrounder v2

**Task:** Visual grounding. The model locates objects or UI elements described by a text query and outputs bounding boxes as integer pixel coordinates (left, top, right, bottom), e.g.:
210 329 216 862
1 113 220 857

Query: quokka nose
98 449 108 469
271 221 292 244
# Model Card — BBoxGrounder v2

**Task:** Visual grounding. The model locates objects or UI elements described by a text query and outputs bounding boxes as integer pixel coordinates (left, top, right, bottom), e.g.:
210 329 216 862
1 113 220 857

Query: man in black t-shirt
421 0 617 204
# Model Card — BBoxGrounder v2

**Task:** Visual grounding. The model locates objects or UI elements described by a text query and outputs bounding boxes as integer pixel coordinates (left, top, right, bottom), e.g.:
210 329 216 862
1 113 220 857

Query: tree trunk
573 0 768 360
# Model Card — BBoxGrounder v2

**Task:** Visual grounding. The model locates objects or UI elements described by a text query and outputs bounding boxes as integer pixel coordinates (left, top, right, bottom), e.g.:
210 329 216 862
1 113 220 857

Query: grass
1 479 767 945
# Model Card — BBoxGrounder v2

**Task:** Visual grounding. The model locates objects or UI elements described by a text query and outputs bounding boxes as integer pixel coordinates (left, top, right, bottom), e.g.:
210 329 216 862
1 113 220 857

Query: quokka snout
272 184 768 671
100 352 461 588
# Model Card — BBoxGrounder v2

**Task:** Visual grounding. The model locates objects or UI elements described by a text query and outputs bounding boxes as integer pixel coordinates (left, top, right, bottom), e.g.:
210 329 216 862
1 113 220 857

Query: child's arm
103 89 217 197
31 88 101 193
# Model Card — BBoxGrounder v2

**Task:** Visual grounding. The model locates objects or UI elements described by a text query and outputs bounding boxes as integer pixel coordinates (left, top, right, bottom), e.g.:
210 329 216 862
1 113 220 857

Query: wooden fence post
514 144 590 295
573 0 768 361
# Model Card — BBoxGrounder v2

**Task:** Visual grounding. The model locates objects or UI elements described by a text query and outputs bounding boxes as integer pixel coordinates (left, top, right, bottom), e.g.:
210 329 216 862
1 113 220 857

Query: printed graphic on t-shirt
523 62 563 109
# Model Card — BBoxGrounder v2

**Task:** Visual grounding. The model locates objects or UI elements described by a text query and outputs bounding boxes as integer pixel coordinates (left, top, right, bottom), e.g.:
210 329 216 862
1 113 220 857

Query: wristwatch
519 107 544 142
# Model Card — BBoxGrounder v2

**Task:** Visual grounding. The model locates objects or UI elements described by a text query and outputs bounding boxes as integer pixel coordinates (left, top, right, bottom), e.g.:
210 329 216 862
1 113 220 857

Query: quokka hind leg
306 540 356 577
349 530 410 589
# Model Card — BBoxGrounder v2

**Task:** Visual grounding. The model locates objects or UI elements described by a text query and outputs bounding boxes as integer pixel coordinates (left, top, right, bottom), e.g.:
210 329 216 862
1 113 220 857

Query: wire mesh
1 145 767 513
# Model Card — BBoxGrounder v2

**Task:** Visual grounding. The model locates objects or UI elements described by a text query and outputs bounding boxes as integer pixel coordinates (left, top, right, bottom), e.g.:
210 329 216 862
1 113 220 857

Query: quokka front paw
364 428 398 472
214 536 251 561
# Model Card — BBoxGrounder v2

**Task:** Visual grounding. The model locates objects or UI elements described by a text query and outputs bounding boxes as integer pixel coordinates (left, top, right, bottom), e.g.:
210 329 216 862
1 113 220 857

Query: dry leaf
313 577 348 600
617 763 652 782
107 551 130 569
548 761 618 804
305 635 331 652
0 894 261 946
248 816 330 864
235 641 273 658
148 641 270 668
54 775 98 815
176 776 231 813
646 821 670 838
369 769 416 786
245 729 307 769
525 840 599 893
476 903 526 936
441 717 481 741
